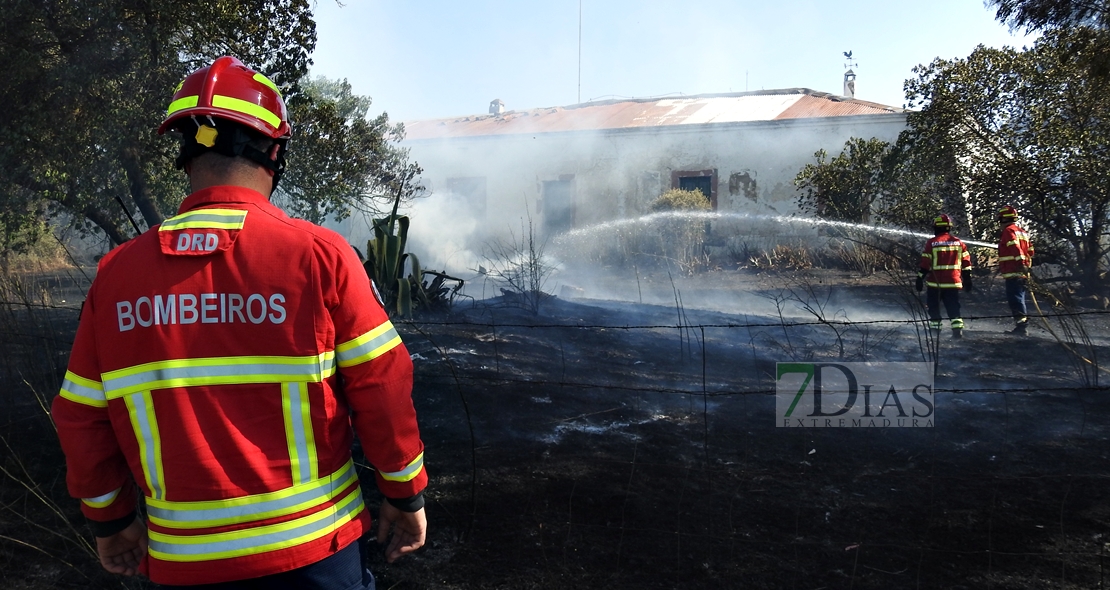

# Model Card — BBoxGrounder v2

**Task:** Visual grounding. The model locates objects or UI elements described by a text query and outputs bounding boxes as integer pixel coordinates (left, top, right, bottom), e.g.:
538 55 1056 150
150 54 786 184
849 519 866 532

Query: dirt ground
1 266 1108 589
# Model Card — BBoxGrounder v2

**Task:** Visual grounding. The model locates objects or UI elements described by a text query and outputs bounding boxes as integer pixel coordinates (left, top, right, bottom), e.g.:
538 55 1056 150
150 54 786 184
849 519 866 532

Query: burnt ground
2 266 1109 589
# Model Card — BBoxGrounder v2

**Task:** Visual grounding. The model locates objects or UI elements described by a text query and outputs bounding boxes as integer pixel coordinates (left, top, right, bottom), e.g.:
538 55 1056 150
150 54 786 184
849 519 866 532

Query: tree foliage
794 27 1110 291
794 138 891 224
989 0 1110 78
793 137 950 230
276 77 423 225
990 0 1110 31
0 0 420 251
903 27 1110 290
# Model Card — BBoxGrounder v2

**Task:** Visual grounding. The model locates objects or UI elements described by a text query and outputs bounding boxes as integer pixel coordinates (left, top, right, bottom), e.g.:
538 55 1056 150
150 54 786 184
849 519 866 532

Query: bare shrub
747 244 814 271
824 237 904 275
648 190 712 275
479 217 557 315
1031 282 1105 387
649 188 712 212
758 272 900 361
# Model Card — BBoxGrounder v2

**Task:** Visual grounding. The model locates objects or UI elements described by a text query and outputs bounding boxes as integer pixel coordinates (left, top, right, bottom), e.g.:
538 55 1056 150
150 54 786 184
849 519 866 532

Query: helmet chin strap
175 118 288 191
240 137 287 194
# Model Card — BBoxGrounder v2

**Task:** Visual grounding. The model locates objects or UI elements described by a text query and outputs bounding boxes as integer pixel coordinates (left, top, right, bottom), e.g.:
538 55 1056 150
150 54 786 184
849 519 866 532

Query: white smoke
402 190 483 277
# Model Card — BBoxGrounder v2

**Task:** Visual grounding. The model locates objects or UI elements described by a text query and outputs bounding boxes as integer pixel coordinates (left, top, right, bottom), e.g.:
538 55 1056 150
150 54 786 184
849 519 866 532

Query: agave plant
364 212 424 317
363 214 466 317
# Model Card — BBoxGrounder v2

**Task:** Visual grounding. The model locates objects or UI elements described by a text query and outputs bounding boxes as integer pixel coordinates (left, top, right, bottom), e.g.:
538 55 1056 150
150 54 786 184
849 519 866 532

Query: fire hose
942 241 1108 376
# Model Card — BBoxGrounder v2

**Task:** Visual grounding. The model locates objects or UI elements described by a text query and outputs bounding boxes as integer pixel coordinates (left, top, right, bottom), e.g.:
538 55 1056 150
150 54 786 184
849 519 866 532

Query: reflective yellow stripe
102 354 336 399
211 94 282 129
160 209 247 231
59 371 107 408
252 73 281 96
148 485 365 562
82 488 121 509
167 95 200 116
125 392 166 500
380 452 424 483
932 249 948 268
929 244 967 272
282 382 318 485
147 461 357 530
165 93 280 129
336 322 402 368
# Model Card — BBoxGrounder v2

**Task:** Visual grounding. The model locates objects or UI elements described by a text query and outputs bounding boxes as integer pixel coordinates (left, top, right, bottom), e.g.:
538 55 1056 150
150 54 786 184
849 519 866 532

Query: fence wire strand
3 263 1109 588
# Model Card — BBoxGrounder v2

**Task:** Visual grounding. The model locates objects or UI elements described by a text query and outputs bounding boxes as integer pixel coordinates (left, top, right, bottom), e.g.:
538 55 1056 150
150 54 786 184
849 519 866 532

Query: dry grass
0 255 138 588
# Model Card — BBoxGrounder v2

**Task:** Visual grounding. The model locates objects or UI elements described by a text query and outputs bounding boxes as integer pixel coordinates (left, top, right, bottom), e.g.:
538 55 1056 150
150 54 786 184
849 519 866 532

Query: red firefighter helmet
158 56 291 139
933 213 953 228
998 205 1018 221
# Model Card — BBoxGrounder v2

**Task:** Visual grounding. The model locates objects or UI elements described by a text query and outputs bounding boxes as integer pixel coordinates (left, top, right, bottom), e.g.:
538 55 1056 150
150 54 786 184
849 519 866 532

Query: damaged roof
403 88 905 140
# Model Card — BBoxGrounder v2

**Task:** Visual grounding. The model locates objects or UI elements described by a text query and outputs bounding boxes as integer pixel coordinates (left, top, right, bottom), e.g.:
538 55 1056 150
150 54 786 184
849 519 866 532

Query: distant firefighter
996 205 1035 335
916 214 973 338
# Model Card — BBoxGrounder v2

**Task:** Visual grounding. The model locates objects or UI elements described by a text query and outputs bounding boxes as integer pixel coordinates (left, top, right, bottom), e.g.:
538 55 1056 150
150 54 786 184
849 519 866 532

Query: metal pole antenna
578 0 582 103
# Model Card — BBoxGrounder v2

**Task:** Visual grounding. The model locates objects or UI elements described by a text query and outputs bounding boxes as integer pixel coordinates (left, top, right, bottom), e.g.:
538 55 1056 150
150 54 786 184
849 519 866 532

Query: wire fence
0 265 1108 589
387 306 1110 589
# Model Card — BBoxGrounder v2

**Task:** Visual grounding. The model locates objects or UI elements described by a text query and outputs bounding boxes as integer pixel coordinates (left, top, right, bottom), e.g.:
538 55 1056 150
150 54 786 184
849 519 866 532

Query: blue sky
308 1 1034 123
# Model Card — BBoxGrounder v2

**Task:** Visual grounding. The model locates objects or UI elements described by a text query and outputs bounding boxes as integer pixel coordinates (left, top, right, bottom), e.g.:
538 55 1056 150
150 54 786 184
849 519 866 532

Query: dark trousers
1005 277 1028 320
926 287 961 326
162 537 375 590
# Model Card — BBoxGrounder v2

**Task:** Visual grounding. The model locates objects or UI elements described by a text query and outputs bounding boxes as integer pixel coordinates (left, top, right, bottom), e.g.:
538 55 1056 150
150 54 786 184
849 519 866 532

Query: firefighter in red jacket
997 205 1035 335
51 56 427 588
916 214 973 338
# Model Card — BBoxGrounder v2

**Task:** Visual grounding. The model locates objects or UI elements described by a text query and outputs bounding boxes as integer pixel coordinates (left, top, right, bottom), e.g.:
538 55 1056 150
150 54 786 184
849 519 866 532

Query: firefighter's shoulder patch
370 280 385 309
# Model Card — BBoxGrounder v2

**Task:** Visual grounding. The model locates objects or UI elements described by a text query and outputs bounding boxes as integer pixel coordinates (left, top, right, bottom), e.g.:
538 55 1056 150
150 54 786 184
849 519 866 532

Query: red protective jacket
998 223 1034 278
919 233 972 289
52 186 426 585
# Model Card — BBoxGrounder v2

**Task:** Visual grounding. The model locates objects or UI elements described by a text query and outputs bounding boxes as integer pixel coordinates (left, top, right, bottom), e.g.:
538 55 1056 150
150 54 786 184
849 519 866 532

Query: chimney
489 99 505 115
843 69 856 99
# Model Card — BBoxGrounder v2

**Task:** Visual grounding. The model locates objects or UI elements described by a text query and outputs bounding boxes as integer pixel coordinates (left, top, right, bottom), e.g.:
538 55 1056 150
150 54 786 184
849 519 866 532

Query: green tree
989 0 1110 30
0 1 420 250
794 137 894 224
903 27 1110 291
792 135 959 235
276 77 423 225
989 0 1110 78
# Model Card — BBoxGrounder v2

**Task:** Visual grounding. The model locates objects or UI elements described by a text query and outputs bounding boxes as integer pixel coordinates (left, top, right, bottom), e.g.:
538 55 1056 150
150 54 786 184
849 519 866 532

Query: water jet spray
553 211 999 251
